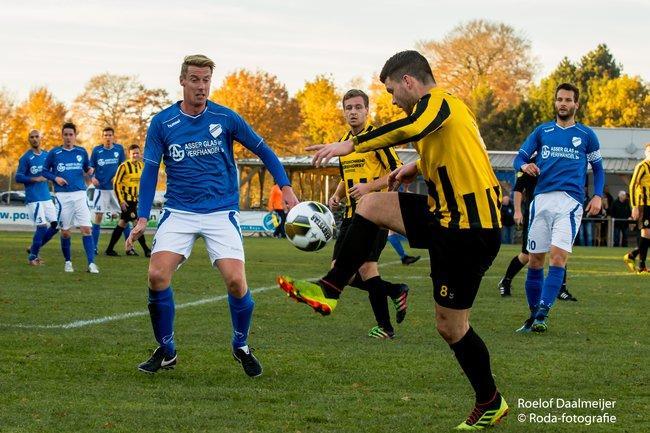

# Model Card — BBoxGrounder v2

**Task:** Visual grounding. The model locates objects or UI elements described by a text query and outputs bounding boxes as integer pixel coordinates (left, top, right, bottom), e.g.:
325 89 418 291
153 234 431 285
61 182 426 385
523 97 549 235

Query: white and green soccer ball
285 201 336 251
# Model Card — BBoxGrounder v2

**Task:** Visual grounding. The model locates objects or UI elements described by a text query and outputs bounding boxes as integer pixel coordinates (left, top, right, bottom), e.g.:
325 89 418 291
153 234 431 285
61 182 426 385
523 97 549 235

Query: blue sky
1 0 647 104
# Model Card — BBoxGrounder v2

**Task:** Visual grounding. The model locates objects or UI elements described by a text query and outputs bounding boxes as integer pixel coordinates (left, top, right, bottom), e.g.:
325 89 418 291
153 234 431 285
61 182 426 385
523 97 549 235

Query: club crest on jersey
76 155 83 162
209 124 222 138
114 152 119 158
572 137 582 147
541 145 550 159
169 143 185 162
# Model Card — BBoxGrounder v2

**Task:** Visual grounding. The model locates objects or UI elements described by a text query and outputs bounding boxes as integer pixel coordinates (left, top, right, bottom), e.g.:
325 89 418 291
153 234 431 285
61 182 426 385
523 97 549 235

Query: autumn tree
295 75 346 144
72 74 170 148
418 20 537 111
585 75 650 127
369 76 404 125
211 69 301 156
126 86 170 145
0 90 16 176
0 88 67 175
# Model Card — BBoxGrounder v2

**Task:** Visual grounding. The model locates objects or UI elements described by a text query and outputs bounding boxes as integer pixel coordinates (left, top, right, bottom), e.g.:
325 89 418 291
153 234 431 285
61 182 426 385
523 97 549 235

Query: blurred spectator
611 190 632 247
500 194 515 244
603 185 614 216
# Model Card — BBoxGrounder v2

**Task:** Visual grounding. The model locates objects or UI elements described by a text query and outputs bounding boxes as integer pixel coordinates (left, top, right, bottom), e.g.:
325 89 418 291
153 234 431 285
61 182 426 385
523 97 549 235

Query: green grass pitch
0 231 647 432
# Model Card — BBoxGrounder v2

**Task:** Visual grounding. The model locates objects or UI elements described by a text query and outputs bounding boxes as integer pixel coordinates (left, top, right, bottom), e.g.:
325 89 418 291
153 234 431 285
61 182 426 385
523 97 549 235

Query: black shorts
641 206 650 229
333 217 388 262
399 192 501 310
120 201 138 223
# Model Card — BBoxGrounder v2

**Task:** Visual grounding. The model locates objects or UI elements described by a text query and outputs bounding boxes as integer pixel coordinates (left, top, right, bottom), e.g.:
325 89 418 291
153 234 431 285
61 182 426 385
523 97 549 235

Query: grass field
0 231 648 432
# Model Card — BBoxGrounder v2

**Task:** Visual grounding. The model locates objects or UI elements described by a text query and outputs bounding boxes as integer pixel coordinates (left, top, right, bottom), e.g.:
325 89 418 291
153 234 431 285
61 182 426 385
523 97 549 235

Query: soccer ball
285 201 336 251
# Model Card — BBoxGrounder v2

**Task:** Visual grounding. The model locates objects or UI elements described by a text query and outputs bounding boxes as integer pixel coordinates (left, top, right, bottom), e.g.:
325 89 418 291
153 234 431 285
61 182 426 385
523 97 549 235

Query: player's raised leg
279 191 404 314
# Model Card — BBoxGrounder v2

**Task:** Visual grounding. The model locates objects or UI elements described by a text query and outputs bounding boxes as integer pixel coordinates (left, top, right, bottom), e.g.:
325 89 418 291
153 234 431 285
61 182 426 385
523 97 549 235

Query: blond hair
180 54 215 78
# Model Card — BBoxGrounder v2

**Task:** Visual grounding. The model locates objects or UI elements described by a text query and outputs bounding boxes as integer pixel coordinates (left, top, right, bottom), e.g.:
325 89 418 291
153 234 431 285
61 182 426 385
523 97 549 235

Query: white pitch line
1 258 418 330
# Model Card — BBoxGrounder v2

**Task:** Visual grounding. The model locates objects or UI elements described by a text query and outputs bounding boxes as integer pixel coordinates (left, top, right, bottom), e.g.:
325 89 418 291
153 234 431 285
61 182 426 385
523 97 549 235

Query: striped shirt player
278 51 508 430
42 122 98 273
624 143 650 273
89 128 127 251
513 82 604 333
104 145 150 257
128 54 298 376
328 89 409 340
15 130 59 265
338 125 401 218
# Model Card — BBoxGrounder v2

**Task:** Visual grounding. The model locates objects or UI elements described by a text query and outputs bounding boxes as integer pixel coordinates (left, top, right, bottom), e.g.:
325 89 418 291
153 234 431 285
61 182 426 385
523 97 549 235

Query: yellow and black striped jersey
352 87 501 229
337 125 402 218
113 159 144 204
629 159 650 207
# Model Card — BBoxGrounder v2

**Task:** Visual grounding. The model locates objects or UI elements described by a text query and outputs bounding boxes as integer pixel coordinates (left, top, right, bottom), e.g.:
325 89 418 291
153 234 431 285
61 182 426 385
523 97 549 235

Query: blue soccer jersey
43 146 91 193
15 149 52 203
143 101 290 214
90 144 125 190
515 121 603 203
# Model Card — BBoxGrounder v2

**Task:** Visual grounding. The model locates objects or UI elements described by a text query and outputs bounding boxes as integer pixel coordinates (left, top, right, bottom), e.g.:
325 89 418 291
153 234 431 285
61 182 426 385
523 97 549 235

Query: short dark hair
342 89 369 108
129 144 140 151
103 127 115 134
555 82 580 102
379 50 435 84
62 122 76 133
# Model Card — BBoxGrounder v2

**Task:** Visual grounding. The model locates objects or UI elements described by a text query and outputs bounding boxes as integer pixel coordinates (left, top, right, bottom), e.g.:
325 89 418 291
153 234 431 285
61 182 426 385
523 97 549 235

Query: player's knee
355 193 379 218
148 266 171 289
518 253 529 265
435 312 468 344
224 275 247 296
357 262 377 279
528 254 544 268
61 229 71 238
436 320 456 343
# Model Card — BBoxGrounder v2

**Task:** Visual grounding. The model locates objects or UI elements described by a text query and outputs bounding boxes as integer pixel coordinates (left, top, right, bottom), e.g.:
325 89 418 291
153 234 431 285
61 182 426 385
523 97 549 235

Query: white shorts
27 199 58 226
92 189 120 214
527 191 583 253
55 191 92 230
152 209 245 264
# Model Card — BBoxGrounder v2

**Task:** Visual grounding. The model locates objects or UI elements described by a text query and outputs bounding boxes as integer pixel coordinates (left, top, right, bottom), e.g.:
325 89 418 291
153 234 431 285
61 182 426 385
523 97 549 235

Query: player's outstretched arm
307 140 354 167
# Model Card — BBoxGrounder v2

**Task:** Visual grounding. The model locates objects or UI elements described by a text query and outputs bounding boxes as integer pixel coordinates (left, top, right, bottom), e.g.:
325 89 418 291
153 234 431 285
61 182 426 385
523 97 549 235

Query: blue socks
82 235 95 265
148 287 176 355
540 266 566 308
387 233 406 259
123 224 131 240
92 223 101 250
42 224 59 245
29 225 48 260
228 290 255 348
60 236 71 261
525 267 544 310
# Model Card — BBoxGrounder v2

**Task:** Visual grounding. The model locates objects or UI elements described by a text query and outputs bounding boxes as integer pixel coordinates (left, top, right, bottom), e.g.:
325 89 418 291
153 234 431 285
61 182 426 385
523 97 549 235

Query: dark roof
238 149 640 174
